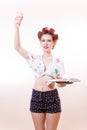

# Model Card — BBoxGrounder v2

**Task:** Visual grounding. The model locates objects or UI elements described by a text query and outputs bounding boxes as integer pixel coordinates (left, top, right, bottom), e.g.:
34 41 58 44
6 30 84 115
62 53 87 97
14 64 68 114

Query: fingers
15 10 23 27
67 82 73 84
16 10 23 18
15 10 23 20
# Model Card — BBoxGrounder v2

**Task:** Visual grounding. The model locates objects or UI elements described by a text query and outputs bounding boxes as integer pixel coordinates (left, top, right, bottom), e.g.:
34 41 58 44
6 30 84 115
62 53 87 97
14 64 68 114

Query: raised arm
14 11 29 59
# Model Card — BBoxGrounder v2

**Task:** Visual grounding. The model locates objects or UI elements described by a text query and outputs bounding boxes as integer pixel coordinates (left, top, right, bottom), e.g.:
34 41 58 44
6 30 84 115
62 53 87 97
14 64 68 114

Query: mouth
43 45 49 49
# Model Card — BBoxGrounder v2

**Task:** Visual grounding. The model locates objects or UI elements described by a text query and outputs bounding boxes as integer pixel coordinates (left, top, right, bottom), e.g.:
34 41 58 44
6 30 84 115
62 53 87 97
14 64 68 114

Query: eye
41 39 45 42
47 39 52 42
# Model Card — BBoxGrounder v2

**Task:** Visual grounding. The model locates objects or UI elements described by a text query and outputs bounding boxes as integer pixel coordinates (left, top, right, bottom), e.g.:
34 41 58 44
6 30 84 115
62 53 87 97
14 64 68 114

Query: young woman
14 11 71 130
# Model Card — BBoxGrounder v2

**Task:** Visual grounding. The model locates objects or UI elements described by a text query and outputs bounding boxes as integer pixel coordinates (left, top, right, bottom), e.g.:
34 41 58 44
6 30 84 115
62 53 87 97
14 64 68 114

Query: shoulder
27 52 40 60
54 56 64 64
27 52 41 66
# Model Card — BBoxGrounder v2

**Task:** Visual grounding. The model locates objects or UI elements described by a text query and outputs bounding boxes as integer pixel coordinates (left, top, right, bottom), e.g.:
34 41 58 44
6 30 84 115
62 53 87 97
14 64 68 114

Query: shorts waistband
32 88 58 95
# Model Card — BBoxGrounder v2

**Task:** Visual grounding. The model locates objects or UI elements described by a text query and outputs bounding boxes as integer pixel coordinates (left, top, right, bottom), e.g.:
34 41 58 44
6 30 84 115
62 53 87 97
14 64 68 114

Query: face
40 34 55 52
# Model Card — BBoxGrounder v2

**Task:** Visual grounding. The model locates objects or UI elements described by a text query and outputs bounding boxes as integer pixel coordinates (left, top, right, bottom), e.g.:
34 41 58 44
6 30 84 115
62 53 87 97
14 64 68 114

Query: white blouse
27 53 65 85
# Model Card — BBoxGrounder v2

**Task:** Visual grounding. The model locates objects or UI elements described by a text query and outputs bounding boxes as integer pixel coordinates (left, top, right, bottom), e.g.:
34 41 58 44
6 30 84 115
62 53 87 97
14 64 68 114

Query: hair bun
42 27 49 33
37 27 59 41
50 28 55 34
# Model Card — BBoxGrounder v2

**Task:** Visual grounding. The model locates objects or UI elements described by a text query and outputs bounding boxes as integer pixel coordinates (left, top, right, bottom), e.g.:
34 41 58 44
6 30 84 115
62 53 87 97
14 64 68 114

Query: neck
42 52 52 58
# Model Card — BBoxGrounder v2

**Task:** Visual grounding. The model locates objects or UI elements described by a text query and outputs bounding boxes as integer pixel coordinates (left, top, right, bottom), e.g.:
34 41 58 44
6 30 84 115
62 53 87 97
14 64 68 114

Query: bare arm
56 82 73 87
56 76 73 87
56 82 67 87
14 11 29 59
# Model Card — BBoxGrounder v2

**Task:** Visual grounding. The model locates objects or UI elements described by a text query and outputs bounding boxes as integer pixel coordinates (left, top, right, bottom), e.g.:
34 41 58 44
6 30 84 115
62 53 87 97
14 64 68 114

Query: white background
0 0 87 130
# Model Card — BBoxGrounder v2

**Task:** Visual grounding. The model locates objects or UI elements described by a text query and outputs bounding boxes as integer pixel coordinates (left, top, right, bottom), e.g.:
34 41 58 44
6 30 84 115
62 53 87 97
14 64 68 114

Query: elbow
14 44 20 52
14 45 18 51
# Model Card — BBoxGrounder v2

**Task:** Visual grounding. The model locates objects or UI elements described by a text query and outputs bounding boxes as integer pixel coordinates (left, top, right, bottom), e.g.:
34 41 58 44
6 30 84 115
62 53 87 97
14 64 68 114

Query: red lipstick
43 45 48 49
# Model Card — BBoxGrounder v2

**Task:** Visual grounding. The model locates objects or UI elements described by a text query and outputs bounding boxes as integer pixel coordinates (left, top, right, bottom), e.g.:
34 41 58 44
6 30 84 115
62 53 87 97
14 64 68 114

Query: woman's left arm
56 82 73 87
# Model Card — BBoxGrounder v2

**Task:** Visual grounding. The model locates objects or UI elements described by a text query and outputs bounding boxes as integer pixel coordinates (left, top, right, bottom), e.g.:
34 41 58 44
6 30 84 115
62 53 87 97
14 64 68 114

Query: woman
14 11 71 130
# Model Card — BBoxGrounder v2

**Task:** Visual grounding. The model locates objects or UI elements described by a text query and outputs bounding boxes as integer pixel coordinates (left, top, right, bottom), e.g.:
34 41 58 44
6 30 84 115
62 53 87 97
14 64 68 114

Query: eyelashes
41 39 52 42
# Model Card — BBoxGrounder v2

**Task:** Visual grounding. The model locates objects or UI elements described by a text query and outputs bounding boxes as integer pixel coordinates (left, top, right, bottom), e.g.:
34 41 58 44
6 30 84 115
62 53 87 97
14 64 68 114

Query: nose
44 40 48 45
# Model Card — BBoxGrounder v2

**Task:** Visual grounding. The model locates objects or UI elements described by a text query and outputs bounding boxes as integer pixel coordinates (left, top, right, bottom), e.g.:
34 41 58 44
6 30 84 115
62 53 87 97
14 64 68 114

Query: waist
33 85 56 91
32 88 58 94
33 75 55 91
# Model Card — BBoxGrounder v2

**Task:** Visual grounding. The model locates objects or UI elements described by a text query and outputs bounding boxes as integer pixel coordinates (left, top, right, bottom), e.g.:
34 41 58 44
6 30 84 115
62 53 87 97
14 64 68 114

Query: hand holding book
49 78 81 83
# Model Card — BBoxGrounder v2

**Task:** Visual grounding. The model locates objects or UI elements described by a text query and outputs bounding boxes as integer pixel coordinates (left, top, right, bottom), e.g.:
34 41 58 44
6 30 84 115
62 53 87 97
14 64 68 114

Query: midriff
33 75 56 91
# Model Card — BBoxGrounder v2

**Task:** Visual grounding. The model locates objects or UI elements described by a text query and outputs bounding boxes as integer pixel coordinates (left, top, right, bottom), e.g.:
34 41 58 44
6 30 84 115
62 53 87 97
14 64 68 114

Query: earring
52 45 54 49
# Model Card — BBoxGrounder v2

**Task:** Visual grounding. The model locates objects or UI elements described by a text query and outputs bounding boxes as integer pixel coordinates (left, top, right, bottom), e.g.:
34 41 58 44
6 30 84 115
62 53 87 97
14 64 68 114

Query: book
49 78 81 83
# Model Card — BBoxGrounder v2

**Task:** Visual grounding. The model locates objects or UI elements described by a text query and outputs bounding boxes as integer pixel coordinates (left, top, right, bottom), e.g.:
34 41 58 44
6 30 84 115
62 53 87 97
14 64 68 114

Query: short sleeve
26 52 39 69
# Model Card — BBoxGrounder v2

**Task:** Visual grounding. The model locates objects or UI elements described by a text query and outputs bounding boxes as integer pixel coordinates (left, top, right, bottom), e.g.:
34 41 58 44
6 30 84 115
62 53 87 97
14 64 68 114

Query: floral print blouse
27 53 65 85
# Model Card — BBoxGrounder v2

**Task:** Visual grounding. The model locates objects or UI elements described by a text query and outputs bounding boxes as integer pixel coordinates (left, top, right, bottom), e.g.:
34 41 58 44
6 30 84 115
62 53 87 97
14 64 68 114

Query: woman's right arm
14 11 29 59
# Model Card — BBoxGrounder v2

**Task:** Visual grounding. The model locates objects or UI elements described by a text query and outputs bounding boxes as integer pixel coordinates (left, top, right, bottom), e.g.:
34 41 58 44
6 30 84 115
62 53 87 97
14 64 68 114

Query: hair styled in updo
37 27 59 41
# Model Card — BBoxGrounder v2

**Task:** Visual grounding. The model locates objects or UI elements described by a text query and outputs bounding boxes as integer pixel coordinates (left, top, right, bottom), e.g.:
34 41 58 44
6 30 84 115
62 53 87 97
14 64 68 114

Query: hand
15 10 23 28
57 82 73 87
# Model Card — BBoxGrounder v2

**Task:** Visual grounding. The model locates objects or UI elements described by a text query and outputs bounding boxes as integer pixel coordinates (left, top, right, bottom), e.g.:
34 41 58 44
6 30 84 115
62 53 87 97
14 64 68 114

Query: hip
30 88 60 102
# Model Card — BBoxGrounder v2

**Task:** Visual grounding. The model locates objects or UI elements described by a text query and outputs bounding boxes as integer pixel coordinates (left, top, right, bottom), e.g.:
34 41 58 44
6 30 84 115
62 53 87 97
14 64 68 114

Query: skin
14 11 73 130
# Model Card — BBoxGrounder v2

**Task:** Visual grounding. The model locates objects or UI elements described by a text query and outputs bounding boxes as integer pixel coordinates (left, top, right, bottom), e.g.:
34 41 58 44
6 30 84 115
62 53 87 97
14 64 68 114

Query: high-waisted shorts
30 88 62 113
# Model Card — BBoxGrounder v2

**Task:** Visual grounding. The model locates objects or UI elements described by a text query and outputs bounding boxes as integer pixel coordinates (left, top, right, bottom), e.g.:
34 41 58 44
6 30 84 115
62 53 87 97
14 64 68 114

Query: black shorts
30 88 62 113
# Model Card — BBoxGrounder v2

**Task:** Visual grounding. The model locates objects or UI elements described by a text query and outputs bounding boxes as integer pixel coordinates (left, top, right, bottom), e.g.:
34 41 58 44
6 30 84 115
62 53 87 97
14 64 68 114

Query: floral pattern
27 53 65 84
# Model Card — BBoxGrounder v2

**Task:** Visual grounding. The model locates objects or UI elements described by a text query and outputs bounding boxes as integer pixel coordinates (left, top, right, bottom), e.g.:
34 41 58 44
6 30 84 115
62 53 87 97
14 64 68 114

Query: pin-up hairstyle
37 27 59 41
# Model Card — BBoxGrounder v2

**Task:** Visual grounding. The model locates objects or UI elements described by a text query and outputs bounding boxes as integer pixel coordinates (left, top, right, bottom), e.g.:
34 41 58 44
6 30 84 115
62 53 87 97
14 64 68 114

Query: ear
52 40 57 49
